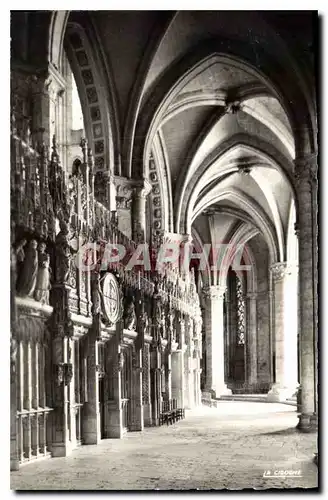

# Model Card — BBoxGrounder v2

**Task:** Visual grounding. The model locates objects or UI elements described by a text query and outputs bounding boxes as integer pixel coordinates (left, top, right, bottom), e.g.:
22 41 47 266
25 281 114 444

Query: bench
159 398 185 426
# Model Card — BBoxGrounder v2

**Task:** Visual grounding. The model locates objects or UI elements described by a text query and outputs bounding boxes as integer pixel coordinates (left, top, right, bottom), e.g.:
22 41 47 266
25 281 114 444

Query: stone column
246 292 258 388
203 286 231 398
10 246 19 470
83 330 101 444
106 321 124 438
51 334 71 456
164 306 174 400
10 334 19 470
193 318 202 406
51 285 74 457
129 348 144 432
142 343 152 426
150 289 163 425
165 352 172 400
30 65 66 149
171 312 185 408
267 263 298 402
116 186 133 238
67 337 77 449
150 360 162 426
184 316 194 408
129 292 145 432
224 295 230 383
132 179 152 242
294 154 318 431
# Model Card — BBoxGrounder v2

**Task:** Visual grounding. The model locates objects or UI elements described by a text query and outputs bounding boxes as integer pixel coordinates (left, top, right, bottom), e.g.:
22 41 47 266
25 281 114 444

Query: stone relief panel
66 27 109 180
148 153 164 244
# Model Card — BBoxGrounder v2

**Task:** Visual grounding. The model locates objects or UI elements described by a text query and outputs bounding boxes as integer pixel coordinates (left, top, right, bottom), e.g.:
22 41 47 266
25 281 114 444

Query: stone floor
11 402 318 491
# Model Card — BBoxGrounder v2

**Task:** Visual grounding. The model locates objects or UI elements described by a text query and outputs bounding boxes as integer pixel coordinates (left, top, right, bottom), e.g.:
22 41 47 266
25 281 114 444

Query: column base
129 404 144 432
83 412 101 444
143 403 153 427
10 458 20 471
213 385 232 399
104 403 123 438
11 434 19 471
267 384 297 403
51 440 74 457
296 413 318 433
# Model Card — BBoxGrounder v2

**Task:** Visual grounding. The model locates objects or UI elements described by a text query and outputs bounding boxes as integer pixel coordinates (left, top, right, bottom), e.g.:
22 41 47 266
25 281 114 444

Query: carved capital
270 262 292 281
55 362 73 386
294 154 318 187
134 179 152 199
246 292 257 301
116 196 132 210
115 177 134 206
202 285 226 300
182 234 193 244
31 64 66 101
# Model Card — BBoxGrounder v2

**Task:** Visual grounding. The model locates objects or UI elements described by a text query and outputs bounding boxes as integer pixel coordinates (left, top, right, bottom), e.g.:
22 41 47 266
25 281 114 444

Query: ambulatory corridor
11 402 318 491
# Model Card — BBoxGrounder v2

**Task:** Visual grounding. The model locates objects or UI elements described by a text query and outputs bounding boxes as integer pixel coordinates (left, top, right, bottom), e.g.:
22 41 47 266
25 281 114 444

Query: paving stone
11 403 318 491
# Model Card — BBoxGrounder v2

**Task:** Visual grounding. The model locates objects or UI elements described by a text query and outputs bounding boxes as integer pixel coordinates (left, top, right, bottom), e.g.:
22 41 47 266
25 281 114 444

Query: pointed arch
131 40 315 180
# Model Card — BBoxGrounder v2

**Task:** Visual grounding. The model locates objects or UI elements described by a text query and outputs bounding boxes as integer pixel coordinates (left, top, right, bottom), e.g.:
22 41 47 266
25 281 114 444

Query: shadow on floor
257 427 299 437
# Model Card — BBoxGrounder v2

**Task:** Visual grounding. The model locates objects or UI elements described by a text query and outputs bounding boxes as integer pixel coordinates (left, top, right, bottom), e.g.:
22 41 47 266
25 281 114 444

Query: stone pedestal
203 286 231 398
295 154 318 432
267 263 298 402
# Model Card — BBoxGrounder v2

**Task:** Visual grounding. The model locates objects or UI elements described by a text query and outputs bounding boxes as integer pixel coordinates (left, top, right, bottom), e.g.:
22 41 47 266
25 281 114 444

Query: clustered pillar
131 180 152 242
294 154 318 432
203 286 231 398
267 263 298 402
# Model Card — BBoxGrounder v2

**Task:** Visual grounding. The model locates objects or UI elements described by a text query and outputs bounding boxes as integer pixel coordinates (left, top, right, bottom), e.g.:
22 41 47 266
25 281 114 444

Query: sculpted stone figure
154 300 162 329
141 310 149 335
14 239 26 288
34 242 51 304
91 272 101 315
160 308 166 339
124 298 137 331
10 333 17 375
55 220 73 284
16 239 38 297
